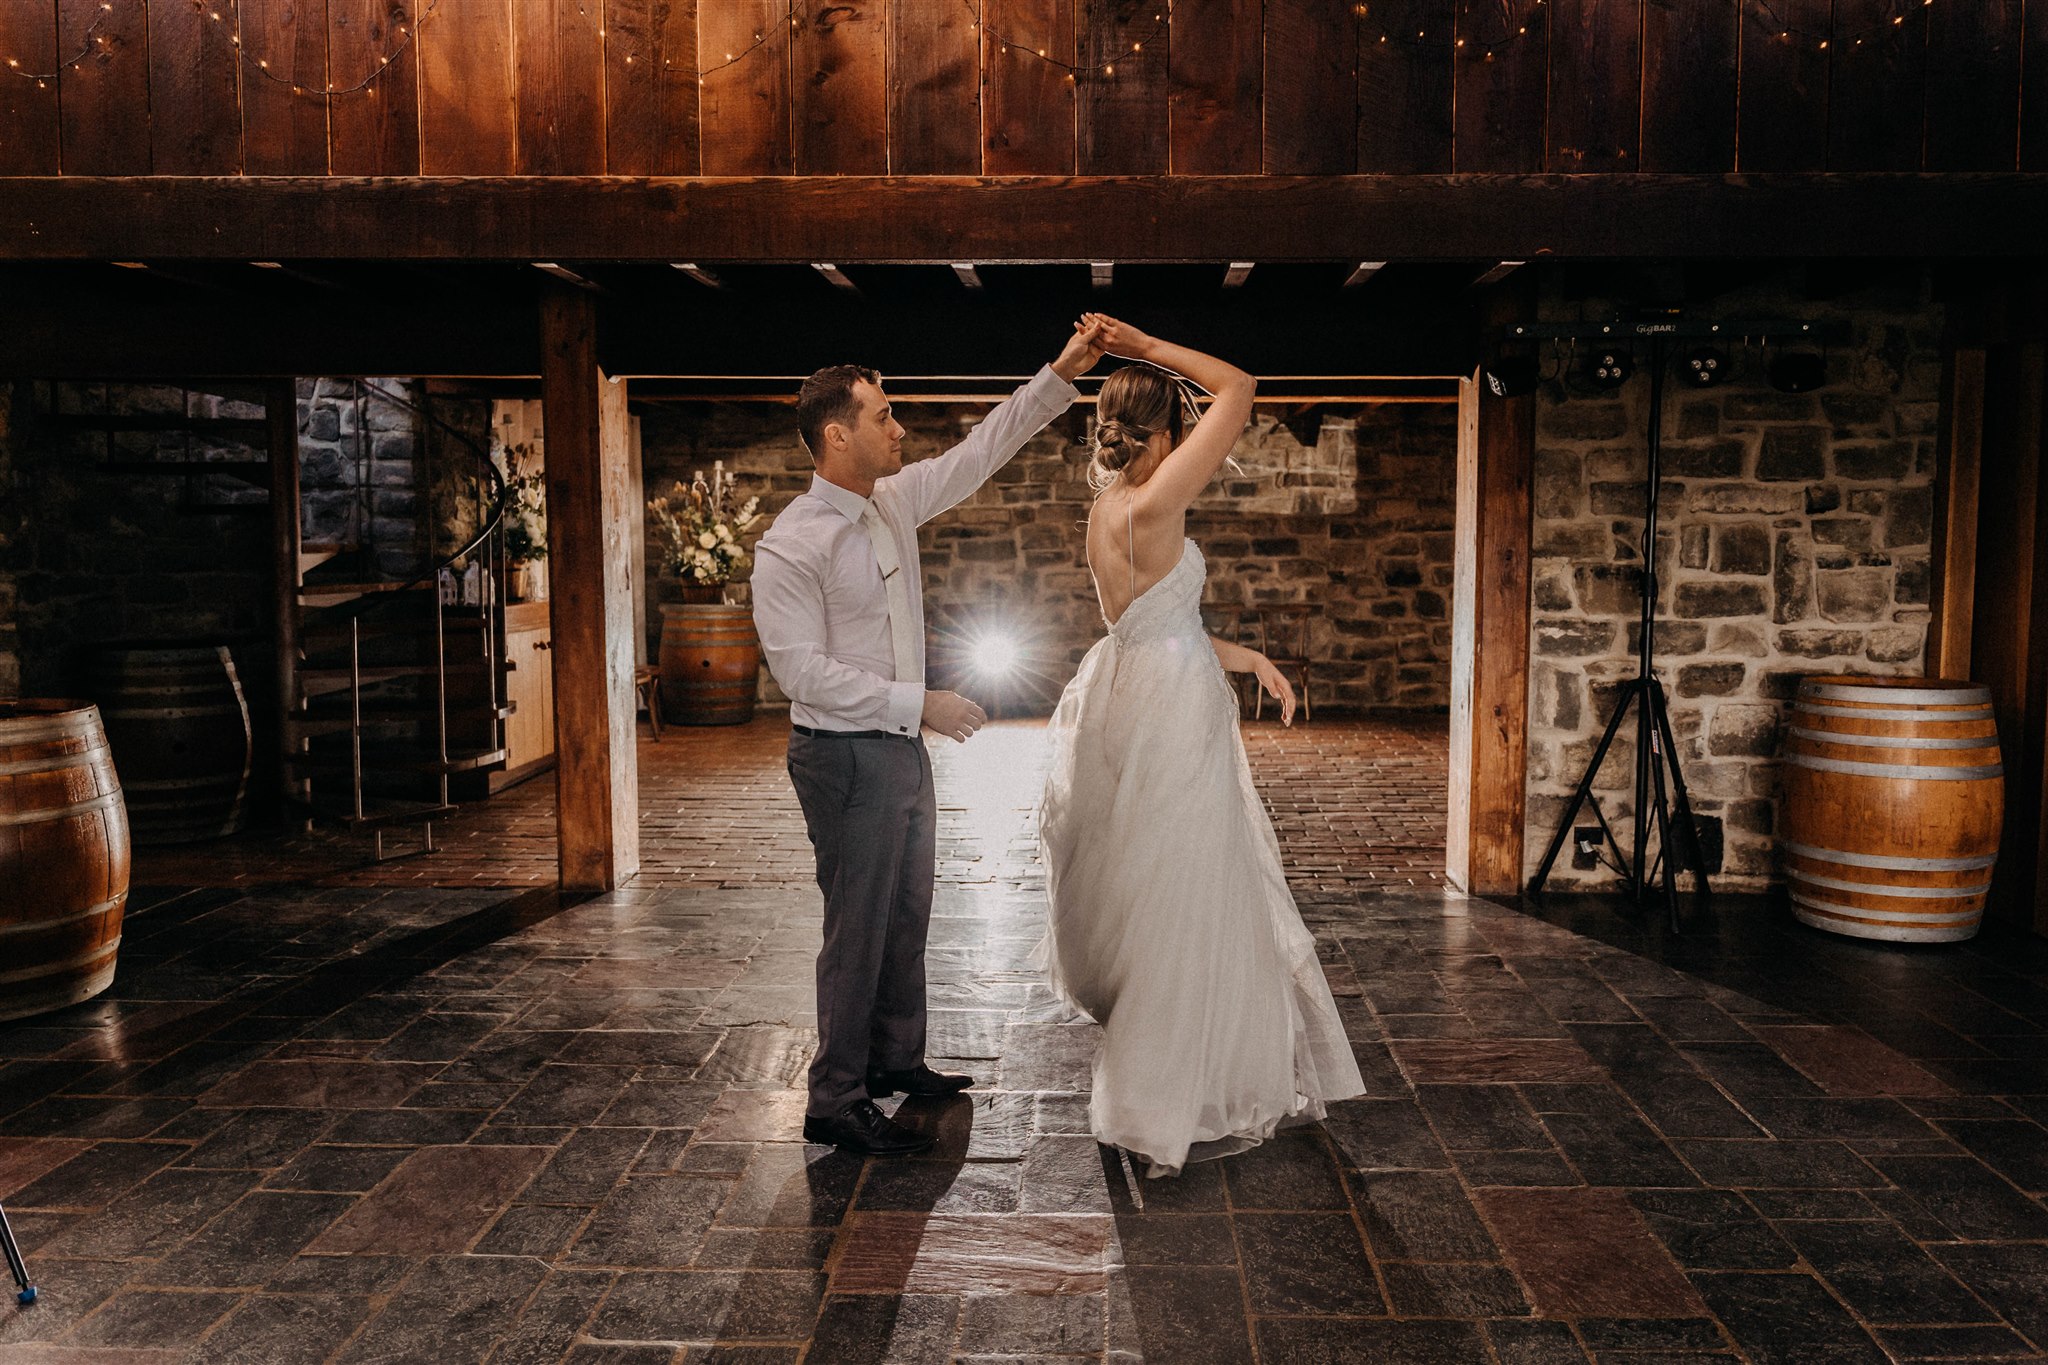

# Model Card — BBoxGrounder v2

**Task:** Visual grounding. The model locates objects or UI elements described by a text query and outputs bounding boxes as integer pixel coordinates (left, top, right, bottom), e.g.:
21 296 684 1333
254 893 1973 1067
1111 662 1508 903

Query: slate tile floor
2 719 2047 1361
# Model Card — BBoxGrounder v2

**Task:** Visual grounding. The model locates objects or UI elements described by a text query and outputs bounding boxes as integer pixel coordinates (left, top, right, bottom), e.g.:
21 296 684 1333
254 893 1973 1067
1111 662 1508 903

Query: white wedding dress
1037 531 1366 1177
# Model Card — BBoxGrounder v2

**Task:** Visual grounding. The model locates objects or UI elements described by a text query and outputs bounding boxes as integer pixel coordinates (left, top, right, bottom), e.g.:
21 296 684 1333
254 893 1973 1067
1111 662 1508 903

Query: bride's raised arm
1087 315 1255 515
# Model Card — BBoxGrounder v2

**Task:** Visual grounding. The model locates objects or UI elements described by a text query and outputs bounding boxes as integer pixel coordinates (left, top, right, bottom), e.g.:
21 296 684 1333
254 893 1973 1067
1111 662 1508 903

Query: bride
1037 315 1366 1178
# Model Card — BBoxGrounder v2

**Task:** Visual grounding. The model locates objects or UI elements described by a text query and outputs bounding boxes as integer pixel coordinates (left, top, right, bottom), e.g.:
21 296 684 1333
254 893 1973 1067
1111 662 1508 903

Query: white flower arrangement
649 461 763 586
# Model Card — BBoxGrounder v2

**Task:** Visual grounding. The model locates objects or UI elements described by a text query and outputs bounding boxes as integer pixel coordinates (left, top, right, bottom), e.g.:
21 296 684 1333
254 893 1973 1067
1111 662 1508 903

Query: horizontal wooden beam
4 175 2046 261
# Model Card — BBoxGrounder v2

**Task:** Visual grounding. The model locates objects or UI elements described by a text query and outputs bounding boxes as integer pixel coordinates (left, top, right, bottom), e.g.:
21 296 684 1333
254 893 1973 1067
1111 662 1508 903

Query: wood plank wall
2 0 2040 177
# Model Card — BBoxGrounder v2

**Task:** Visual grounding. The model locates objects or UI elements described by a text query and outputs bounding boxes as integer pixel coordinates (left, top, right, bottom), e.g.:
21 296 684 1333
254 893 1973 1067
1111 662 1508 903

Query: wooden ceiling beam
3 176 2044 261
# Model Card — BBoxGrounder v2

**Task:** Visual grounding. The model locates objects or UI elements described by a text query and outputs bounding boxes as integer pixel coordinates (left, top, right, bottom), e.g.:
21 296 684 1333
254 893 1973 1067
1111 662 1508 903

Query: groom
753 320 1104 1155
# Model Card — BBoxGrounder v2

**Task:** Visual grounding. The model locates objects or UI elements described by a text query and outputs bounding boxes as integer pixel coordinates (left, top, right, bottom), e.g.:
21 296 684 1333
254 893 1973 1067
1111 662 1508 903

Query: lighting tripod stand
1515 315 1825 930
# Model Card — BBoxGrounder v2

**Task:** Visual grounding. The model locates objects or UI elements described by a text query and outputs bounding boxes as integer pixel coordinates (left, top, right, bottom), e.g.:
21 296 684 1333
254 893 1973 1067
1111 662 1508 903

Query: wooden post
267 378 307 810
539 283 641 889
1928 344 1985 680
1971 340 2046 934
1447 311 1535 896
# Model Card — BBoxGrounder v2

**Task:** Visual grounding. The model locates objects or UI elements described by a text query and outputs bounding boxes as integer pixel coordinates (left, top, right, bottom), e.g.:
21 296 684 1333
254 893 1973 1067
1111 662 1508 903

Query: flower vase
509 561 548 603
674 582 725 606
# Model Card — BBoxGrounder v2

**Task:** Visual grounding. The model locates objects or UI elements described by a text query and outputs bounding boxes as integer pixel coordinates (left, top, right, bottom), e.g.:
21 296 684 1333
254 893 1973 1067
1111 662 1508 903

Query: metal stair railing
287 379 511 859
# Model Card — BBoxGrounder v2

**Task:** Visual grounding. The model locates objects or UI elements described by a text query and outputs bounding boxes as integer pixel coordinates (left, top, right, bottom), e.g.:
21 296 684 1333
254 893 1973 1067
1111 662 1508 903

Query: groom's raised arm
888 365 1079 528
752 539 925 734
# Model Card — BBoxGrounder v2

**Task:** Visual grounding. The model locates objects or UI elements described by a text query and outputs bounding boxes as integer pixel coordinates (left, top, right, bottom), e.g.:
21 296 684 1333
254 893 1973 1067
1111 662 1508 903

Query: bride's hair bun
1087 363 1183 493
1088 417 1151 491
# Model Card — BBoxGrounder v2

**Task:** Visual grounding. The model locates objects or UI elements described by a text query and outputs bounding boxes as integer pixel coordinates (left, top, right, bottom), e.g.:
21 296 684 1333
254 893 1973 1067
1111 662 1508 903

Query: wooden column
1446 332 1535 896
267 379 307 810
1971 340 2047 935
1928 343 1985 680
539 284 641 889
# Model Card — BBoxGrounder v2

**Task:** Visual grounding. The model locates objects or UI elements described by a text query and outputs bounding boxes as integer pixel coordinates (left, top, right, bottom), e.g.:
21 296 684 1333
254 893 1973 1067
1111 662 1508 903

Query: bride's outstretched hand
1081 312 1154 362
1252 654 1297 727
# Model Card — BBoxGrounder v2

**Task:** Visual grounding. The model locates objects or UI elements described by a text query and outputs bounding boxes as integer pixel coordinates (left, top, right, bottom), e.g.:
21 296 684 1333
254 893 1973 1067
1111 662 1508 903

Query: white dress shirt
752 365 1079 735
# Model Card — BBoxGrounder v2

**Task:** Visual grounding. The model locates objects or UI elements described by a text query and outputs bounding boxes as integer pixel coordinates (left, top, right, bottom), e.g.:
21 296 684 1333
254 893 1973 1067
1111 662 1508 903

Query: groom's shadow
798 1093 977 1362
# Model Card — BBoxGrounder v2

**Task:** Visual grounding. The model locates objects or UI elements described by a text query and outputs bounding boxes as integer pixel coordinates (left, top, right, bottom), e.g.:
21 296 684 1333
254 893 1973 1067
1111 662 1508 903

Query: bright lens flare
969 634 1020 678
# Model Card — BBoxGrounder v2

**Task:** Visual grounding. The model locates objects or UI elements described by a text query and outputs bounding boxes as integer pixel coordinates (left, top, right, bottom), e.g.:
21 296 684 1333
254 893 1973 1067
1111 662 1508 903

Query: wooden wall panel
1263 0 1354 173
700 0 792 174
58 0 150 174
1641 0 1735 172
147 0 240 174
328 0 420 175
1828 0 1927 171
2027 0 2048 170
889 0 978 173
1737 1 1829 171
419 0 515 174
0 5 62 175
1168 0 1258 174
604 0 699 175
1079 0 1167 173
241 0 330 175
1548 0 1640 171
516 0 606 174
983 0 1075 174
1925 0 2021 171
794 0 887 174
1357 3 1453 175
1454 0 1546 172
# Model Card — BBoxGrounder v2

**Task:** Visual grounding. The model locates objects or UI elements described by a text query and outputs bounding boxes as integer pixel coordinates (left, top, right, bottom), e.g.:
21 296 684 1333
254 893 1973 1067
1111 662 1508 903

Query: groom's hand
1049 316 1107 382
921 690 987 743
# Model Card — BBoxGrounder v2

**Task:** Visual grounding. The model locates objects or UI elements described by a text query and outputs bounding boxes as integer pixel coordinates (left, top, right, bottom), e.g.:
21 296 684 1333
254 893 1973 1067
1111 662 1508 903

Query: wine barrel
1780 676 2002 944
89 644 252 845
0 701 130 1022
659 604 760 726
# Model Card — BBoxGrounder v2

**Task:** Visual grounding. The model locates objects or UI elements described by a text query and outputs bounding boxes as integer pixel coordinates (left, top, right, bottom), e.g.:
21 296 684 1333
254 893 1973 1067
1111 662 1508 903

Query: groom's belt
791 724 907 740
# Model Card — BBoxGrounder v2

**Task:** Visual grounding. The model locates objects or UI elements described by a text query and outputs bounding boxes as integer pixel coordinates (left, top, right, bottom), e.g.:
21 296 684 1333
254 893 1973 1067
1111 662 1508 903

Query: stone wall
296 378 438 577
0 378 448 706
637 392 1458 713
1524 271 1944 891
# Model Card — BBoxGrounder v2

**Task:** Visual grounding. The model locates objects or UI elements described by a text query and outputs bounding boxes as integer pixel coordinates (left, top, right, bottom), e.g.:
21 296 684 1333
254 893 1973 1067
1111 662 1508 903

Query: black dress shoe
866 1063 975 1098
801 1099 935 1156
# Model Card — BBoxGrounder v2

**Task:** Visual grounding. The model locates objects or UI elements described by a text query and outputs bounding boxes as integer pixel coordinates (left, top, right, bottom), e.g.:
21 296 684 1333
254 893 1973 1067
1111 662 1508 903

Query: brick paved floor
133 714 1452 891
5 715 2048 1362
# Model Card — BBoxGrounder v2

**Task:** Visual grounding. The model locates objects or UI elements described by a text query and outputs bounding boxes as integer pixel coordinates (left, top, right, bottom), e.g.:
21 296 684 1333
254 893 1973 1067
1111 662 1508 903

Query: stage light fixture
1681 345 1729 387
1585 347 1633 389
1483 354 1540 398
1768 352 1826 393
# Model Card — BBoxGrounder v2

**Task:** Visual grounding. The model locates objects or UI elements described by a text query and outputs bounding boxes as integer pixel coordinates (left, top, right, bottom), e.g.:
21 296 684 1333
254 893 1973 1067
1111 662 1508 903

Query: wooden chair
1200 600 1315 722
633 664 664 741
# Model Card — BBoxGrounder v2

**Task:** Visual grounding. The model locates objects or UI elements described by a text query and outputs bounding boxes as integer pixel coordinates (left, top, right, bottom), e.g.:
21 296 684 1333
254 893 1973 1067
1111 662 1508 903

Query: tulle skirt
1036 624 1366 1177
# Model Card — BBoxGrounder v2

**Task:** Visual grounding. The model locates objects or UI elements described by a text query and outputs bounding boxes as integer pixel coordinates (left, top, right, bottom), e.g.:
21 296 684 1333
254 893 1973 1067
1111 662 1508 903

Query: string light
0 0 812 92
1 0 1949 95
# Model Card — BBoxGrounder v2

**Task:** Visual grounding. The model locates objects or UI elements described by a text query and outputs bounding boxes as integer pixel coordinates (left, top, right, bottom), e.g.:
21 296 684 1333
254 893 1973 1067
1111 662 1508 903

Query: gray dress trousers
786 728 937 1117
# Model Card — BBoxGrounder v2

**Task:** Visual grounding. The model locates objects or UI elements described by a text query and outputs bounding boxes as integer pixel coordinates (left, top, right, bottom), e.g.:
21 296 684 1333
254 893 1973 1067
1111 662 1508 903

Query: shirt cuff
885 680 925 735
1032 363 1082 405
